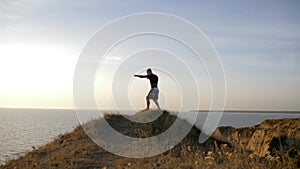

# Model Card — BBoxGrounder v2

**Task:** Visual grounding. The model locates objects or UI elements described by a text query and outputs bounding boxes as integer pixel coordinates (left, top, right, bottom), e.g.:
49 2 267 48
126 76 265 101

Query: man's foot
141 108 149 112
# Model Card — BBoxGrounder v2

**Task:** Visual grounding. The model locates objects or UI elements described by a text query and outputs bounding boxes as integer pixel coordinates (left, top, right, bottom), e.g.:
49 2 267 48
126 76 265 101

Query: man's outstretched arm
134 74 147 78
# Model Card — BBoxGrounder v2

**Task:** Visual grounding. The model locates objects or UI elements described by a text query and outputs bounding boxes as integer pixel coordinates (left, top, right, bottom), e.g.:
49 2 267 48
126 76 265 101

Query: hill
1 110 299 169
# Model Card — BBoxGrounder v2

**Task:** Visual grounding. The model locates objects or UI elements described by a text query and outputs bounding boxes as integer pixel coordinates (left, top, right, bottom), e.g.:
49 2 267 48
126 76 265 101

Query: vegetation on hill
1 111 299 169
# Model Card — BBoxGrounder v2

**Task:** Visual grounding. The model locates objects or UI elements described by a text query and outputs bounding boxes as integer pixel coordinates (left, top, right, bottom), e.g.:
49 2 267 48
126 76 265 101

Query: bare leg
153 99 161 110
146 96 150 109
141 96 150 112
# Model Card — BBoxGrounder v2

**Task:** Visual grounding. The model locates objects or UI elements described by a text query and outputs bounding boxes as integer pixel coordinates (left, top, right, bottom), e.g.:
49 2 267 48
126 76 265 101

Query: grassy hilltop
1 111 299 169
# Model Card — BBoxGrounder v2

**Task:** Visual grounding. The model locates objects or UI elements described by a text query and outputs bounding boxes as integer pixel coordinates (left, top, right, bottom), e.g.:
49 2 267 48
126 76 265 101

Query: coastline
1 110 299 168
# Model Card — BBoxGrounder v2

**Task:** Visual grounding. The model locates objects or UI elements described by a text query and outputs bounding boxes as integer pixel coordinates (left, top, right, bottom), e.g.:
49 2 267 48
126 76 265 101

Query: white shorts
147 87 159 100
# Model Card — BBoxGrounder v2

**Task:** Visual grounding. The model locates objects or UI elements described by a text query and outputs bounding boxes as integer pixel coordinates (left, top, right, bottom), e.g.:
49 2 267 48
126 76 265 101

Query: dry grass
1 111 299 169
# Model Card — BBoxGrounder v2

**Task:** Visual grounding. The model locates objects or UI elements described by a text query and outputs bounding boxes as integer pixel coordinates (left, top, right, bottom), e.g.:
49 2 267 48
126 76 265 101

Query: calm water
0 108 299 164
0 108 78 164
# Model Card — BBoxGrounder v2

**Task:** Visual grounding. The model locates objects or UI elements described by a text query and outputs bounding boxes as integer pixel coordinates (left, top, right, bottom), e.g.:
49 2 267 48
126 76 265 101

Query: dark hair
147 68 152 72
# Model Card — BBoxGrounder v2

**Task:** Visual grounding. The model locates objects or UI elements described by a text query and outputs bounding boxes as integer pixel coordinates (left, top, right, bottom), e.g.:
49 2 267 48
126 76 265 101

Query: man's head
147 68 152 75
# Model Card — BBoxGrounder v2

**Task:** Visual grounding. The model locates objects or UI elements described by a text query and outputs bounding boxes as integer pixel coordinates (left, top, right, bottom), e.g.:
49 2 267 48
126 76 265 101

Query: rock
213 126 256 148
213 118 300 157
248 119 300 157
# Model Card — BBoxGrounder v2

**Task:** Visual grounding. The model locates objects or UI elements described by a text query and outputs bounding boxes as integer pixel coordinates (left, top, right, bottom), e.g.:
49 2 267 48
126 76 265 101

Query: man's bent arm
134 74 147 78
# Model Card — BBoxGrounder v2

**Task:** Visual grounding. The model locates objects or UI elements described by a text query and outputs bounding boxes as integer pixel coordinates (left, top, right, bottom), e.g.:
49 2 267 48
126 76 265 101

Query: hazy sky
1 0 300 110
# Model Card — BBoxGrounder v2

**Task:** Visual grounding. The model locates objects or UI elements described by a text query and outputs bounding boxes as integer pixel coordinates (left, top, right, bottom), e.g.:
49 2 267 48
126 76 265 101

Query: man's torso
147 74 158 88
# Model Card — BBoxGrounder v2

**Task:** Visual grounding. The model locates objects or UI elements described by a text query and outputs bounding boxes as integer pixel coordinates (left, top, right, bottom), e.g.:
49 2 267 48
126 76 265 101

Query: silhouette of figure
134 68 161 111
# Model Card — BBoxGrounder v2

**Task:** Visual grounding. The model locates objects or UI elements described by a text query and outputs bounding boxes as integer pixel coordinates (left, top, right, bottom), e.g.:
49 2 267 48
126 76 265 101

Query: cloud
0 0 39 18
0 0 45 35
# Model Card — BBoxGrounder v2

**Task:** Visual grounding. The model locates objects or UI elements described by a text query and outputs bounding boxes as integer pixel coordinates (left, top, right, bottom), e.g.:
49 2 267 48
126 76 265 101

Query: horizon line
0 107 300 113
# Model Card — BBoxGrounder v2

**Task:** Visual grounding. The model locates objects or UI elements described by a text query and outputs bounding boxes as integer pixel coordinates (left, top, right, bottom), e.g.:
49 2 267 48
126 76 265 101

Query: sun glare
0 44 77 108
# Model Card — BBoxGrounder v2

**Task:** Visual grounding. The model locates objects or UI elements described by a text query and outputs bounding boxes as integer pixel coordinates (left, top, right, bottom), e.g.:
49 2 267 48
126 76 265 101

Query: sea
0 108 299 164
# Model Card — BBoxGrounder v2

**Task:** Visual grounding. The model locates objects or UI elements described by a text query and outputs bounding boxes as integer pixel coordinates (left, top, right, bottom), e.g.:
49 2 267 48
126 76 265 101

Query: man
134 68 161 111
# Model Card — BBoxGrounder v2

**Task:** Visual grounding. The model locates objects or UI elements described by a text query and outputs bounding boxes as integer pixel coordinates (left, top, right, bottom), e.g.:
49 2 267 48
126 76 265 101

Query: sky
0 0 300 111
